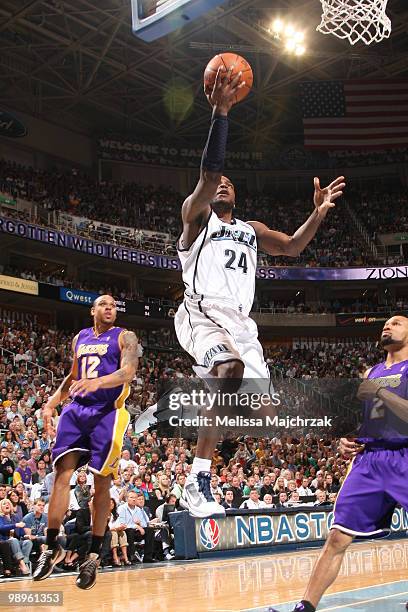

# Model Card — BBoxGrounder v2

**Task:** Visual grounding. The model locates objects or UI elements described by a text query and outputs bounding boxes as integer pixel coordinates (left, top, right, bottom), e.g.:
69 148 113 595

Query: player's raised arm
180 68 245 248
69 331 141 397
41 334 79 435
247 176 345 257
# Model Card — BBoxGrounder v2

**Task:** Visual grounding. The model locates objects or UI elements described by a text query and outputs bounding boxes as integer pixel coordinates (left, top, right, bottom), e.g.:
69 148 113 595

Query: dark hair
110 498 118 521
7 489 19 503
388 311 408 320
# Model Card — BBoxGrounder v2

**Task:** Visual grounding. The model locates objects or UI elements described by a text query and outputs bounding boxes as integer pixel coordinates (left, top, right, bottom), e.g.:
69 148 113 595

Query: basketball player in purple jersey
271 314 408 612
33 295 141 589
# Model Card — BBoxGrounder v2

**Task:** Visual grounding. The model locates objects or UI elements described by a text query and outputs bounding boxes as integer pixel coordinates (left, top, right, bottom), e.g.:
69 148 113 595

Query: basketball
204 53 253 104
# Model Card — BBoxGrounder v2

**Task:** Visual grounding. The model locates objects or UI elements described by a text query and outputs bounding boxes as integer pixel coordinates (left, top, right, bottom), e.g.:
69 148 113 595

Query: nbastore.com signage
0 111 27 138
172 507 408 557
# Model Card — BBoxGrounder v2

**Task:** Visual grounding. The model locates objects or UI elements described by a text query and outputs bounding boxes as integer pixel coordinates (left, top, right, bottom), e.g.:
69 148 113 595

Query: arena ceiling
0 0 407 150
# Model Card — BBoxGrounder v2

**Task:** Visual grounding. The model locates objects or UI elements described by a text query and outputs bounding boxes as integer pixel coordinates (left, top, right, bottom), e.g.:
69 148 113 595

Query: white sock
191 457 211 475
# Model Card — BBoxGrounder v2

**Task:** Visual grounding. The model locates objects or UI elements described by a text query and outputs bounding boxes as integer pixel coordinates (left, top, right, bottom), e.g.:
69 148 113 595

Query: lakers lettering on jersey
177 211 257 315
74 326 129 409
359 360 408 442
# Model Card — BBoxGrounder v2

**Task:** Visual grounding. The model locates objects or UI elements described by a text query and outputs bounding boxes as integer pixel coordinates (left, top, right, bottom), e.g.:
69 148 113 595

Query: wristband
201 113 228 173
375 386 384 398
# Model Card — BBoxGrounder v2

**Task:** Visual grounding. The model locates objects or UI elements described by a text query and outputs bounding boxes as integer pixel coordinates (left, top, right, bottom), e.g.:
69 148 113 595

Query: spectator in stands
109 498 130 567
63 497 93 568
286 491 303 508
222 489 236 510
109 477 126 505
210 475 224 500
314 490 330 506
240 489 266 510
0 498 30 575
297 477 314 497
119 450 137 475
171 474 185 500
310 471 325 492
116 491 146 563
153 474 170 501
325 473 340 494
275 492 288 509
263 493 274 509
73 471 92 509
0 448 14 485
141 473 154 496
23 498 47 554
228 475 242 506
8 488 29 521
259 474 275 500
12 457 32 486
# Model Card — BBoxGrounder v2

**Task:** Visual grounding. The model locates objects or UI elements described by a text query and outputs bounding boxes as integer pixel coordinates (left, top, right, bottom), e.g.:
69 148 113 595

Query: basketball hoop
316 0 391 46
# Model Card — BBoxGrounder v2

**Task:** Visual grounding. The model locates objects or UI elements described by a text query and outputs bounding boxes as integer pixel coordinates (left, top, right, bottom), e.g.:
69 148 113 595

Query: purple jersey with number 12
74 326 128 408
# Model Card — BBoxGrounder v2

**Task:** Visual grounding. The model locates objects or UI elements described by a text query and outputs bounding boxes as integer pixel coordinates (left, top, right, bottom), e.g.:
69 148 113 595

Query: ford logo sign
0 111 27 138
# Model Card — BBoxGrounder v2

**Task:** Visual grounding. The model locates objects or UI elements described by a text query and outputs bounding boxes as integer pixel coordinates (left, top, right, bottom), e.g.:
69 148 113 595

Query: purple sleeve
0 519 16 534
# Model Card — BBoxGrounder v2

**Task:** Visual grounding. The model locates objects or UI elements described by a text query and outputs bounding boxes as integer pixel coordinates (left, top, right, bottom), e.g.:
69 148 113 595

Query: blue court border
235 580 408 612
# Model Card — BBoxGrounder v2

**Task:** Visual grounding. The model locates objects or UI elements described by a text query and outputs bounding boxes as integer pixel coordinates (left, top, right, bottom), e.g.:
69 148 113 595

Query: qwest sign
0 111 27 138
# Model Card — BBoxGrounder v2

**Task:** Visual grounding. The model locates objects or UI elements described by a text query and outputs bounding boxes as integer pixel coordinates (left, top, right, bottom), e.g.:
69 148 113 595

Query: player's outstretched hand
338 437 365 458
313 176 345 217
206 66 245 114
69 378 100 398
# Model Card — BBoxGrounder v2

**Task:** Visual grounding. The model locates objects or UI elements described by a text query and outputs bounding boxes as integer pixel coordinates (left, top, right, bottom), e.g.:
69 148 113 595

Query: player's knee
215 360 244 381
54 464 75 486
327 528 352 553
93 473 111 492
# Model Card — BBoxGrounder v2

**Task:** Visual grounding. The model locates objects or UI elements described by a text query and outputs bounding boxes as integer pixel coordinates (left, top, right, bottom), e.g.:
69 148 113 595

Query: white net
317 0 391 46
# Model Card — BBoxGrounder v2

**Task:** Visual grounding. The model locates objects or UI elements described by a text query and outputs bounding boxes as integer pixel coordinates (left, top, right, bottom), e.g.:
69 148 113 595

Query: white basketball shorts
174 297 270 381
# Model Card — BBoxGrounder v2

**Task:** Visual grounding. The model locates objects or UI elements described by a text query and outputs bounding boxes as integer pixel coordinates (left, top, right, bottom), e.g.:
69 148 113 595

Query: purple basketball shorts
52 401 130 478
332 446 408 537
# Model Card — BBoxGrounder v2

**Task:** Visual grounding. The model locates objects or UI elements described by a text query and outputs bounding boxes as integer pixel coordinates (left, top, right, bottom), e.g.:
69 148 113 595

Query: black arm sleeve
201 113 228 173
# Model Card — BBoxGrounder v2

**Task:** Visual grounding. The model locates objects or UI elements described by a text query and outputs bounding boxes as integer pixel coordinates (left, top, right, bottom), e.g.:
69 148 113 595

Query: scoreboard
131 0 227 42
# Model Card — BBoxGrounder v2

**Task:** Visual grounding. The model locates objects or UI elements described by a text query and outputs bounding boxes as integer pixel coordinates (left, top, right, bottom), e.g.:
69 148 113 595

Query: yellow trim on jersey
333 455 356 515
100 406 130 478
114 382 130 410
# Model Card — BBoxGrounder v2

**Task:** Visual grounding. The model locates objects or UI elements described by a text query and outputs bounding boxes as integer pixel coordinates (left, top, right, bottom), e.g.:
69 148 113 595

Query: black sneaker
32 545 66 581
75 556 100 590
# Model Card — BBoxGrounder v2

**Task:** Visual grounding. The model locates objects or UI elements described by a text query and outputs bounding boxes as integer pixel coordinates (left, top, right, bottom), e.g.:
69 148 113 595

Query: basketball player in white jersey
174 67 345 517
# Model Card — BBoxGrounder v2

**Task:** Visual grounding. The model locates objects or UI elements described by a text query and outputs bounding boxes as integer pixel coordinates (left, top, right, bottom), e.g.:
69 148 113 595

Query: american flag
300 80 408 150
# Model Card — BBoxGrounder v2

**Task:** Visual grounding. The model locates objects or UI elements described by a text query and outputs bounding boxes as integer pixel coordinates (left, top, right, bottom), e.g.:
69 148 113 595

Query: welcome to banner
2 215 408 282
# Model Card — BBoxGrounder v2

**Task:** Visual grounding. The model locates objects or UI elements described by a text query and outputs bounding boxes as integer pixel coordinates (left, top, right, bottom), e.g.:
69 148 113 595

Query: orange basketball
203 53 253 104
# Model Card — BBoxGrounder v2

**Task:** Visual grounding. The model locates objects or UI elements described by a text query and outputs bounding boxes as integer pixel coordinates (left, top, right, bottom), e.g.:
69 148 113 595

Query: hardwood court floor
2 538 408 612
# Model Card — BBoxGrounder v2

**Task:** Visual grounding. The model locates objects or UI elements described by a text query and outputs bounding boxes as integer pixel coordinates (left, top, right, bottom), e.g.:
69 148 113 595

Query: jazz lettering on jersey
210 226 257 251
203 344 230 368
77 343 109 358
